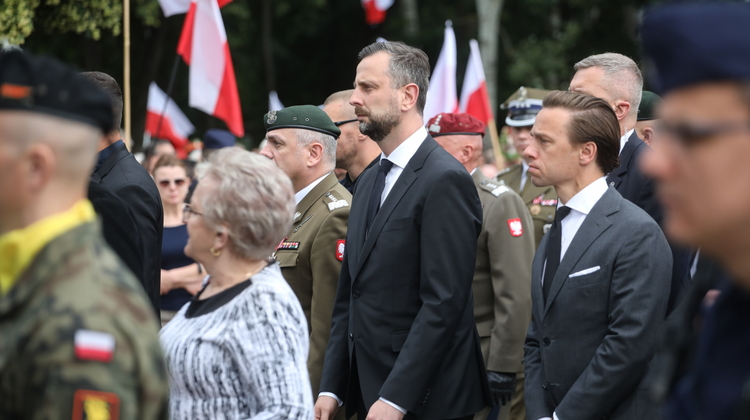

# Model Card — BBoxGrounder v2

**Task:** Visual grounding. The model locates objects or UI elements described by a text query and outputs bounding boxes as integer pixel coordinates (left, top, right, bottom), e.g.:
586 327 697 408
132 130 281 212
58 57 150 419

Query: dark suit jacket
319 135 492 419
87 181 144 287
91 143 163 315
607 132 662 226
524 187 672 420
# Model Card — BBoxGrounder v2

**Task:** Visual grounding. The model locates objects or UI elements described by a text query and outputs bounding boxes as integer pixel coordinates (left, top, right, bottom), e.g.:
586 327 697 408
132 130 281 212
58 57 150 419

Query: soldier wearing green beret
0 51 168 419
260 105 351 413
496 87 558 249
635 91 662 146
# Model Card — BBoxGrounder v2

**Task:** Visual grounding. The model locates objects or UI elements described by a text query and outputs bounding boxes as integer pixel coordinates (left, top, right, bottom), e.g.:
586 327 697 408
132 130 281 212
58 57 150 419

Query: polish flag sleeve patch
336 240 346 261
74 330 115 363
507 218 524 237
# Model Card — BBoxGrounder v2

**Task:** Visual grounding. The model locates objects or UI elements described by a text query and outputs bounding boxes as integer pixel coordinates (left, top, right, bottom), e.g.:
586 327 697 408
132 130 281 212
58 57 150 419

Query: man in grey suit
523 91 672 420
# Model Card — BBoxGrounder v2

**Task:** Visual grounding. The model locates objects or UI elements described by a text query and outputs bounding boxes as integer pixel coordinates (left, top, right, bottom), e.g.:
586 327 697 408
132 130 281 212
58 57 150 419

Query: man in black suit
523 91 672 420
315 41 492 420
82 71 163 315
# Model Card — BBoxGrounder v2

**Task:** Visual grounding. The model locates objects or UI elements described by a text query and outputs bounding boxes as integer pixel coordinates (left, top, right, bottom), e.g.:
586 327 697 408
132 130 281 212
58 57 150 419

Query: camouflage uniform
0 221 169 420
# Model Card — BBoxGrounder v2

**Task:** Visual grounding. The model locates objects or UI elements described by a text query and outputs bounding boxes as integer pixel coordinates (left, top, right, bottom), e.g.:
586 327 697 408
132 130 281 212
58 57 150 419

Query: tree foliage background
2 0 660 151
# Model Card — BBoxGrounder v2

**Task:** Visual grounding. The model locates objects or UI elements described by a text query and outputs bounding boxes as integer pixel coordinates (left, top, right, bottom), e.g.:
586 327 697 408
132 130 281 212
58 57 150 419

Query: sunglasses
334 118 359 127
158 178 187 188
656 120 750 146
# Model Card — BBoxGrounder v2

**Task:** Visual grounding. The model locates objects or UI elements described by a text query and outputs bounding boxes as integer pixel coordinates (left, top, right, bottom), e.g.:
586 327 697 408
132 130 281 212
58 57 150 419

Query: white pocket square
569 266 601 278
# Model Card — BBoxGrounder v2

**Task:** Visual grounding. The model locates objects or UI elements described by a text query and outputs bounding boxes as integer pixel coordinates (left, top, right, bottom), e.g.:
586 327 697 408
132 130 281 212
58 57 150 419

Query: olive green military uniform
495 164 557 249
275 172 351 404
472 170 535 420
0 221 169 420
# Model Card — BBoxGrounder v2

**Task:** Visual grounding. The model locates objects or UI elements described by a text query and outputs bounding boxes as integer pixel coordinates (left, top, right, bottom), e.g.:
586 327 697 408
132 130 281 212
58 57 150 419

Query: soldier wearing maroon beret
428 112 535 420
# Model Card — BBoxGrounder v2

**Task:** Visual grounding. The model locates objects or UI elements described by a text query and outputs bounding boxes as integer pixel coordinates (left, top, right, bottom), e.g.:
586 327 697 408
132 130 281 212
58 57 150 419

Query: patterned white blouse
159 263 313 420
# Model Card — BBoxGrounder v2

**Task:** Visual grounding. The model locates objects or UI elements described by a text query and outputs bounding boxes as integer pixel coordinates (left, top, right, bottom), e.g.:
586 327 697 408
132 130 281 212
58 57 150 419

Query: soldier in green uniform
496 87 558 249
0 50 168 419
260 105 351 415
428 112 535 420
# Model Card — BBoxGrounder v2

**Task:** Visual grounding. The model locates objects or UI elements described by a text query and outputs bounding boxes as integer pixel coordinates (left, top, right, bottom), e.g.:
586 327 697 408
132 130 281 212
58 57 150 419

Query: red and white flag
459 39 494 124
145 82 195 152
423 21 458 124
177 0 244 137
74 330 115 363
361 0 394 26
268 91 284 112
157 0 232 17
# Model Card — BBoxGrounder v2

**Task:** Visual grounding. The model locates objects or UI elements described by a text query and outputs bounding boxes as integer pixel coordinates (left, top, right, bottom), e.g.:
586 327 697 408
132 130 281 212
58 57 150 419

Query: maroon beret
426 112 486 137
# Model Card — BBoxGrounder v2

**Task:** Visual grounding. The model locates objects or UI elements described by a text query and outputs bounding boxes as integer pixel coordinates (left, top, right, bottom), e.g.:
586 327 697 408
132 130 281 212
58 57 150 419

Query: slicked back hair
358 41 430 115
574 53 643 117
543 91 620 174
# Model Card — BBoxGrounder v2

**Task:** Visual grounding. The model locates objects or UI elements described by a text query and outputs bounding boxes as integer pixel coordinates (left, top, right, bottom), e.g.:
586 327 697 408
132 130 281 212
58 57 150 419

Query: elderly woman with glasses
152 155 204 326
159 148 312 420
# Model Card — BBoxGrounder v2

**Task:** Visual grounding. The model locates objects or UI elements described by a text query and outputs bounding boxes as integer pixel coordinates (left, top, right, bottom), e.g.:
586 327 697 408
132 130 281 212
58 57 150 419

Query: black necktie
543 206 572 303
366 159 393 233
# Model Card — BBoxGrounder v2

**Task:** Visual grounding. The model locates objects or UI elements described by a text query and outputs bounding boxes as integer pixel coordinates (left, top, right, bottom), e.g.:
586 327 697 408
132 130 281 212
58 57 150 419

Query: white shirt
538 176 608 420
520 161 530 192
318 128 428 416
378 126 428 206
620 129 634 154
294 173 330 205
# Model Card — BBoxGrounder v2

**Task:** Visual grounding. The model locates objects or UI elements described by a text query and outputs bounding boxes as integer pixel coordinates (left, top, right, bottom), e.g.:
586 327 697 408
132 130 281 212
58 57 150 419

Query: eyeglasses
656 120 750 146
182 204 203 222
334 118 359 127
158 178 187 188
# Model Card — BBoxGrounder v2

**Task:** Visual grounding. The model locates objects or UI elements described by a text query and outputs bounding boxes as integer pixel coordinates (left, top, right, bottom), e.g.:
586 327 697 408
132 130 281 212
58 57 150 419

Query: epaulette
495 166 514 176
479 180 511 197
323 191 350 211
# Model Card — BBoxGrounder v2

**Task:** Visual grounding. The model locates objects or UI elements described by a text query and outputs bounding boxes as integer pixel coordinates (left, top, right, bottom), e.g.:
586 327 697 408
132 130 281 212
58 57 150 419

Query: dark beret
637 91 662 121
203 128 235 149
642 2 750 94
263 105 340 138
426 112 486 137
0 49 114 133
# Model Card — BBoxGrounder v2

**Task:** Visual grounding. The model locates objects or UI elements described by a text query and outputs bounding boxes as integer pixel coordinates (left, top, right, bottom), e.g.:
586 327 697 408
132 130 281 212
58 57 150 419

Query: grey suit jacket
524 187 671 420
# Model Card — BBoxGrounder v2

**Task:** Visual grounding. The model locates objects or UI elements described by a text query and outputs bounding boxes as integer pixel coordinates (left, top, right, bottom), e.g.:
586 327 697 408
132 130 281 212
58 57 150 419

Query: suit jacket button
352 290 361 298
542 384 548 390
543 337 551 345
349 333 353 340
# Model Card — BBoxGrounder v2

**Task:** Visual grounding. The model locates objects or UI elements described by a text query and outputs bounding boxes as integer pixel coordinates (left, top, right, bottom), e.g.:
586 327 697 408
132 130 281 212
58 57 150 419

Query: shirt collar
294 173 330 205
380 126 427 169
620 129 634 154
558 176 609 216
94 140 125 172
0 199 96 295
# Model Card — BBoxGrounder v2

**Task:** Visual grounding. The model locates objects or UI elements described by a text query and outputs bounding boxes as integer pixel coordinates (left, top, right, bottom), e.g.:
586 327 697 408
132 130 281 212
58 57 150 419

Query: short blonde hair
196 148 295 260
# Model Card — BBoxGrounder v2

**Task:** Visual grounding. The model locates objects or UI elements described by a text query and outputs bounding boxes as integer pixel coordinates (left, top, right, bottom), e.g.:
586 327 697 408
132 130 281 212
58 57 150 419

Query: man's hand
314 395 339 420
487 371 516 406
366 400 405 420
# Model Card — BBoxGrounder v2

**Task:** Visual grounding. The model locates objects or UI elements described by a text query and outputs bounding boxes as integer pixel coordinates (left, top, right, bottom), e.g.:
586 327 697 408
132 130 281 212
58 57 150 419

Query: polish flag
268 91 285 112
145 82 195 154
423 21 458 124
361 0 394 26
74 330 115 363
459 39 494 124
177 0 244 137
157 0 232 17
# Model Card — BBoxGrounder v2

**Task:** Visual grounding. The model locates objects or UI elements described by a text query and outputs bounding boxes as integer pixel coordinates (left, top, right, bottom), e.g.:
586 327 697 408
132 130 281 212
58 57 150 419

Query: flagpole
123 0 131 149
155 55 182 141
486 118 506 169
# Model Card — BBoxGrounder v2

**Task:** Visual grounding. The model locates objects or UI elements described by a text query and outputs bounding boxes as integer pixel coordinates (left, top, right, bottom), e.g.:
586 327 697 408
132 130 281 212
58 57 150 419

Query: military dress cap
642 2 750 94
0 49 114 133
637 91 662 121
203 128 235 149
263 105 341 138
501 86 551 127
426 112 486 137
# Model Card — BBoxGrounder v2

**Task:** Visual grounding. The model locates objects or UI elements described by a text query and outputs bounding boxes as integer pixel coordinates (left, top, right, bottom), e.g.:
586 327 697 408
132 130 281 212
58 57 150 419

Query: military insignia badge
267 110 277 124
507 218 524 237
336 239 345 261
278 241 300 250
530 204 541 216
72 390 120 420
74 330 115 363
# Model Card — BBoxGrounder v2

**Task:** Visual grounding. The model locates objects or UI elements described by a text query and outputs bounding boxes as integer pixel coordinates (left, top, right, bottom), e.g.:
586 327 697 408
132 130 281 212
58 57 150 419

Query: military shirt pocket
391 330 410 352
276 251 300 268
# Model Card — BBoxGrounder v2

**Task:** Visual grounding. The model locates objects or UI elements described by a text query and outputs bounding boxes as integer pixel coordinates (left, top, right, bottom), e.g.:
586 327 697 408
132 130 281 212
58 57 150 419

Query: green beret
263 105 341 138
637 91 662 121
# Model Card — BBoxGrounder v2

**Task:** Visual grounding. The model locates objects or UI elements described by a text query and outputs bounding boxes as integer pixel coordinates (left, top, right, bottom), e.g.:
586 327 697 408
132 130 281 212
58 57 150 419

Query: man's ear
612 100 631 122
400 83 419 112
642 127 654 146
580 141 598 166
26 144 55 194
307 142 324 167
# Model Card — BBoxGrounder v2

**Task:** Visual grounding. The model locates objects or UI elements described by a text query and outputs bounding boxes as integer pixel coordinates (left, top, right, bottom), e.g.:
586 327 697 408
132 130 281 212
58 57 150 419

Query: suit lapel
606 132 642 189
532 234 550 321
347 166 377 278
351 136 437 280
543 188 620 316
